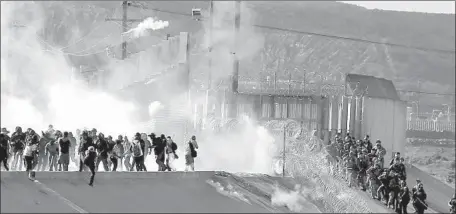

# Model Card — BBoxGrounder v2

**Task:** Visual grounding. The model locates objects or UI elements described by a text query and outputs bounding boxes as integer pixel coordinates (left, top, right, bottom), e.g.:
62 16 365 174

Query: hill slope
8 1 456 108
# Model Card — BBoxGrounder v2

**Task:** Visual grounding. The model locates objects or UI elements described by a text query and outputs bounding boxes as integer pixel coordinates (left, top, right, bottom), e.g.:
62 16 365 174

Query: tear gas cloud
165 2 275 173
2 1 276 174
1 1 138 136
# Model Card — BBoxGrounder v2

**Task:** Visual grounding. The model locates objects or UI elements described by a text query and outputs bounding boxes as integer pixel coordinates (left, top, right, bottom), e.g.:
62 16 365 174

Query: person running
36 131 50 171
58 132 71 171
0 128 11 171
45 134 59 171
165 136 178 171
150 133 166 171
95 133 109 172
123 136 132 171
68 132 77 167
10 126 26 171
78 131 94 172
111 136 124 171
106 135 116 169
141 133 152 170
23 131 39 180
131 133 144 171
185 135 198 172
83 146 97 186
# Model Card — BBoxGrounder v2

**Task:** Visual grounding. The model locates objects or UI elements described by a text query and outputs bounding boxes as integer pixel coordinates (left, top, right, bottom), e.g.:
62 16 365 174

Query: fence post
282 125 286 177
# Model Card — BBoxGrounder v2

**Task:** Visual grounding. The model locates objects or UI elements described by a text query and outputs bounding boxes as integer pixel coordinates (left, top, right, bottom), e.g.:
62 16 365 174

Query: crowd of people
325 133 431 214
0 125 199 186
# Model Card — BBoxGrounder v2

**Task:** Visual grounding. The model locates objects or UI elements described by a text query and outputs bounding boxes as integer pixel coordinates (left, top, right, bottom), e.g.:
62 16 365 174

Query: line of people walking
325 133 431 214
0 125 199 186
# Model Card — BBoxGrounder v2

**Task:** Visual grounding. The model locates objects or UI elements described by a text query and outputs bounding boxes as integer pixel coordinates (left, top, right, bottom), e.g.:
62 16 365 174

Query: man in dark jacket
364 135 372 153
398 180 410 214
10 126 26 171
84 146 97 186
150 133 166 171
412 183 427 214
58 132 71 171
0 128 10 171
78 131 94 172
95 133 109 172
377 170 392 204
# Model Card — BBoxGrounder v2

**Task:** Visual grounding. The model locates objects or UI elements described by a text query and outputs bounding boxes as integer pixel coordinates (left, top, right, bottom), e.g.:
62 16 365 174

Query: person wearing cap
83 146 97 186
0 128 11 171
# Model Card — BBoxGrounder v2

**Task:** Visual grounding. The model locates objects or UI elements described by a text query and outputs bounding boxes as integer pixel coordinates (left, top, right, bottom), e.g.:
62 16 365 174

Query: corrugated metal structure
343 74 407 158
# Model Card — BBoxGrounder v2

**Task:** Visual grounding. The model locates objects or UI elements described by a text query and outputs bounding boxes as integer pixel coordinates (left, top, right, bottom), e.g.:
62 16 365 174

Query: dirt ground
404 141 455 187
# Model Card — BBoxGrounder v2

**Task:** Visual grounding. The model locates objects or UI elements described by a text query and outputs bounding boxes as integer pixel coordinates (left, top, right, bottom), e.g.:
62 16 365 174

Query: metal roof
346 74 401 101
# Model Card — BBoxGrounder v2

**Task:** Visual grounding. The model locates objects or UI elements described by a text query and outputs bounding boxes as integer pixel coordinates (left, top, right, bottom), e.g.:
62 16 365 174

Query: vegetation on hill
12 1 456 108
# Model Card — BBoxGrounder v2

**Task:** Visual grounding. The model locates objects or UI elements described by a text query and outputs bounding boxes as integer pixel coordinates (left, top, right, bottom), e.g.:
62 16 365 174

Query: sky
341 1 455 14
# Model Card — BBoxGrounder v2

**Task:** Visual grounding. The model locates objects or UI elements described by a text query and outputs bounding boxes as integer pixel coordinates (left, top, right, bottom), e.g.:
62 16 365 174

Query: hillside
9 1 456 109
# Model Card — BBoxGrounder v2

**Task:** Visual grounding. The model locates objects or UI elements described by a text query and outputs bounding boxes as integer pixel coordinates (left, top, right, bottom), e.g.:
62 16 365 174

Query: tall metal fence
406 120 455 132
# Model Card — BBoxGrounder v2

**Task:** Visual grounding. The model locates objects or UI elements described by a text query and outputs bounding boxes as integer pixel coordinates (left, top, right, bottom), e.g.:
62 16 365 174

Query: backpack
189 142 197 158
132 142 142 157
171 142 178 152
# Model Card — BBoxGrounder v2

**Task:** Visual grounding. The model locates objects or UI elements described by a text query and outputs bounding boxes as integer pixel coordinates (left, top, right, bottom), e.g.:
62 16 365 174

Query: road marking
33 179 88 213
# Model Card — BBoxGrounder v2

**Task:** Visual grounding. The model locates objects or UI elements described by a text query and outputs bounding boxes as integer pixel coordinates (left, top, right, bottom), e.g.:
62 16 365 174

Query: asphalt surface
1 166 453 213
1 171 272 213
405 164 455 213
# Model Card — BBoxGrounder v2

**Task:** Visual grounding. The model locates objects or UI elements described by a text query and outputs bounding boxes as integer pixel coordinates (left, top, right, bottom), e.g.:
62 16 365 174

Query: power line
131 4 455 55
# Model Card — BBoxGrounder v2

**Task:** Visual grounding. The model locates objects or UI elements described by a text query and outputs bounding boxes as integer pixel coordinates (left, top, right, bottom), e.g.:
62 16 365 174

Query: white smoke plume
148 101 164 117
122 17 169 39
271 184 322 213
1 2 138 136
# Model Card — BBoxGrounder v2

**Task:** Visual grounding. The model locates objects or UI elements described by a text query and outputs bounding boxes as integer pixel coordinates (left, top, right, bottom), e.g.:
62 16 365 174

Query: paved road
1 171 272 213
2 168 451 213
405 164 455 213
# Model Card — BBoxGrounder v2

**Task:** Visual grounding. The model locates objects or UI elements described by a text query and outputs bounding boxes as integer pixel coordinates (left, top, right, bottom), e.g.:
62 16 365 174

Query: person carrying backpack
185 135 199 172
130 133 144 171
165 136 178 171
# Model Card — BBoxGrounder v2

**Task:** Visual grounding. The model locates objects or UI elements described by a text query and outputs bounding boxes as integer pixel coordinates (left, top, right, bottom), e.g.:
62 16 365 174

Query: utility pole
232 1 241 93
105 1 143 60
203 0 214 129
